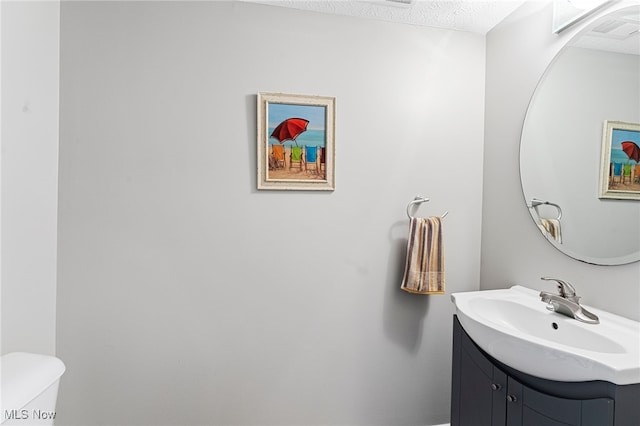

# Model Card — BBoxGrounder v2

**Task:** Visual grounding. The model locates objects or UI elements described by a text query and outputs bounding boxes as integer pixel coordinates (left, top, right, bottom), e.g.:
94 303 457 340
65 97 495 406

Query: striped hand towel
539 218 562 243
401 216 445 294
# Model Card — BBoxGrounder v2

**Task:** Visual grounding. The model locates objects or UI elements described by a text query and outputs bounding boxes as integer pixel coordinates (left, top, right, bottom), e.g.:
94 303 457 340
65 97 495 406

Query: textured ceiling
240 0 527 34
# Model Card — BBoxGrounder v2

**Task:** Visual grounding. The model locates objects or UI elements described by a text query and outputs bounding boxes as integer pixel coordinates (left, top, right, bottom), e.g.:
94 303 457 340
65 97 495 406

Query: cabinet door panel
459 348 494 426
492 368 507 426
581 398 614 426
520 380 614 426
522 406 570 426
523 385 580 425
506 377 523 426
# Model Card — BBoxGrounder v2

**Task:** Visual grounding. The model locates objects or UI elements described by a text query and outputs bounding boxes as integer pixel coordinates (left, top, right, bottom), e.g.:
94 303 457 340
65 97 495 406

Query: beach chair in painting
622 163 633 184
319 147 326 178
270 144 286 170
610 162 623 187
304 146 319 174
290 145 303 171
635 164 640 184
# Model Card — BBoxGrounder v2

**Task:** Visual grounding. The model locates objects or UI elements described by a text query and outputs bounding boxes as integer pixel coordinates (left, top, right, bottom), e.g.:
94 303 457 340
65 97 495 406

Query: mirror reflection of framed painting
599 120 640 200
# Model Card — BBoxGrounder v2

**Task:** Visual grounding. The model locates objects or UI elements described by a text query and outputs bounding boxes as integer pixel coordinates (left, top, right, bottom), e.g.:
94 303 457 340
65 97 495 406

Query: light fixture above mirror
553 0 612 33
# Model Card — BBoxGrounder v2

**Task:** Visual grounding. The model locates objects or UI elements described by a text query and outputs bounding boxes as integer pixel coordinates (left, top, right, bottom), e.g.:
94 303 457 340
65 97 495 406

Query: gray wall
482 1 640 320
56 2 485 425
1 0 59 355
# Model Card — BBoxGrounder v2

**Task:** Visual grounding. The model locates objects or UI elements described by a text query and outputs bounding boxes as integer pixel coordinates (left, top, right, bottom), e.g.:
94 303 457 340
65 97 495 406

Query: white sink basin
451 285 640 385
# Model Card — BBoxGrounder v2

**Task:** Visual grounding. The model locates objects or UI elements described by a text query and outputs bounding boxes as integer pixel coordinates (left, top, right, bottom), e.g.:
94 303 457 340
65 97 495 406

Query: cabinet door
458 348 494 426
452 317 506 426
505 377 614 426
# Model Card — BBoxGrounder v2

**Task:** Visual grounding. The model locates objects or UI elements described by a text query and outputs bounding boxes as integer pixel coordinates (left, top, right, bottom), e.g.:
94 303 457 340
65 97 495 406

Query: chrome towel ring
530 198 562 220
406 196 449 219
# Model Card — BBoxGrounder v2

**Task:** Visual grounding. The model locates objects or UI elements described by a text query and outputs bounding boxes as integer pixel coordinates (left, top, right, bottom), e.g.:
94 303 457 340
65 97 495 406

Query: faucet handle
541 277 579 302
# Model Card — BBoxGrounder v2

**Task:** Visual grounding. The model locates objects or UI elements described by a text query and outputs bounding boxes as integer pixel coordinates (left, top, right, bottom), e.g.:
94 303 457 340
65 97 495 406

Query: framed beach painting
599 120 640 200
257 92 335 191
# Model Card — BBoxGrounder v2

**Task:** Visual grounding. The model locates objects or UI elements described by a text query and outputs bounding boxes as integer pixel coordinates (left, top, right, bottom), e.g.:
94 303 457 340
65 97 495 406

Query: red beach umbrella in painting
621 141 640 163
270 117 309 146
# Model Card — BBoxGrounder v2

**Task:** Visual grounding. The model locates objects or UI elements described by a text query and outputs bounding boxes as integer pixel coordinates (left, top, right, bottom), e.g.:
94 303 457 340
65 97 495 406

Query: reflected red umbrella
270 118 309 146
621 141 640 163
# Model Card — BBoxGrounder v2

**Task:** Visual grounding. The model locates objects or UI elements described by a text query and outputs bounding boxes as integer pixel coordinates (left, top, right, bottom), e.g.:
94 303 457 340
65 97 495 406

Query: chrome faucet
539 277 599 324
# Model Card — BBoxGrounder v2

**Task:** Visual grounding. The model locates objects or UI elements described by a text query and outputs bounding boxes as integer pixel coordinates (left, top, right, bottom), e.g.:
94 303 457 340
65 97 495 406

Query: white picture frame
598 120 640 200
257 92 335 191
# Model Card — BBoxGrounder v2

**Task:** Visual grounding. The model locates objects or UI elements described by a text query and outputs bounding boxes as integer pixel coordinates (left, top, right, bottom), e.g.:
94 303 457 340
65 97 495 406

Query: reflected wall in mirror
520 4 640 265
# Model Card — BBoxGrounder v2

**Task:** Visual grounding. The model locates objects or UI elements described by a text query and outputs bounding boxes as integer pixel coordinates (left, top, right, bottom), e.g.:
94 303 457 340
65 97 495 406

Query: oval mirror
520 5 640 265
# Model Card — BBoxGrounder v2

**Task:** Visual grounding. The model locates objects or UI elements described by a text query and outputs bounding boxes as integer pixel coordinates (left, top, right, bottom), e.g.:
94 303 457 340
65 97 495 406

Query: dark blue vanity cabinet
451 316 639 426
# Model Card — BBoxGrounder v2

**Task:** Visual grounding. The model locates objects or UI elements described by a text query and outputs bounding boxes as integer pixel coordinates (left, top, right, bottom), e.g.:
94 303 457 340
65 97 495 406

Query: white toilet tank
0 352 66 425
